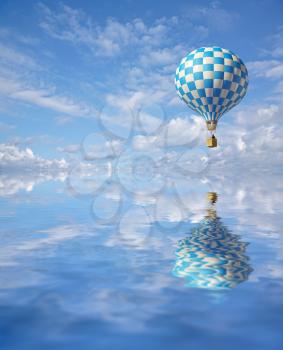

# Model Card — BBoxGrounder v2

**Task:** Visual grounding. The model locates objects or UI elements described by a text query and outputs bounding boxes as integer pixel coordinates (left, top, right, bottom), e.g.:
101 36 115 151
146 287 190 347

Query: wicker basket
206 136 217 148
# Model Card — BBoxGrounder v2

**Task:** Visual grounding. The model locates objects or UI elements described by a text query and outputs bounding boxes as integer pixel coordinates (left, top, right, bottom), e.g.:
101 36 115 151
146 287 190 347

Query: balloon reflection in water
172 193 252 290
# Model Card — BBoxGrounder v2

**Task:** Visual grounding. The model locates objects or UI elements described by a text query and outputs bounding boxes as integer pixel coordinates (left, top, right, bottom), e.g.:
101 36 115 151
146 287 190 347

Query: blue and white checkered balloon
175 47 248 126
172 211 252 290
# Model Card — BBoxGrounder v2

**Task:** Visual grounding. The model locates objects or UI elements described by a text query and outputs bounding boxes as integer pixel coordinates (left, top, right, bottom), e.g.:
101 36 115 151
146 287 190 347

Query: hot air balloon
175 47 248 148
172 192 253 290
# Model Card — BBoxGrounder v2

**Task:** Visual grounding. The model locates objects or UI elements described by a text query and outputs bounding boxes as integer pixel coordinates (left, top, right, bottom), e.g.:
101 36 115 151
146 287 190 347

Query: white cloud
132 135 159 151
105 100 283 185
211 102 283 168
0 76 94 117
38 3 177 58
58 144 81 154
35 3 204 114
8 134 59 146
105 68 174 113
67 160 112 196
0 26 40 46
264 27 283 58
0 143 68 171
247 60 283 79
0 35 96 119
132 114 205 150
187 1 239 31
0 42 39 70
165 115 205 146
82 134 123 159
272 47 283 57
12 87 92 116
0 172 67 197
0 223 91 266
139 45 184 66
106 90 146 111
0 143 69 196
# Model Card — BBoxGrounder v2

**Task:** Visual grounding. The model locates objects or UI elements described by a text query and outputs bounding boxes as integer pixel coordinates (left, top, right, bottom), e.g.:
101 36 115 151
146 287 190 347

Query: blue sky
1 3 283 347
0 0 283 164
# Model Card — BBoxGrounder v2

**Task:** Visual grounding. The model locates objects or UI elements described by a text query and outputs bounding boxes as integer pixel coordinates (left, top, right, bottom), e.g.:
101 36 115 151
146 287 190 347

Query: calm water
0 169 283 350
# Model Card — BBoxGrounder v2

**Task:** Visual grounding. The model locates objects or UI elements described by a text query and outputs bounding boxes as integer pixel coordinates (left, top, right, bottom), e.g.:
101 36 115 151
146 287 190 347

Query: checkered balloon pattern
175 47 248 122
172 214 252 290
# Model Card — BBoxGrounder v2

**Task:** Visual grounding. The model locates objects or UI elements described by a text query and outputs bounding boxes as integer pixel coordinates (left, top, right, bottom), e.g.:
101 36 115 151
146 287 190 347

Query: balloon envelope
172 211 252 289
175 47 248 123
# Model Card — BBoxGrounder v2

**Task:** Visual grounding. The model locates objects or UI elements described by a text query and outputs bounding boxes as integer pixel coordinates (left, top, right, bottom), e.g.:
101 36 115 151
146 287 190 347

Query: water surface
0 170 282 350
